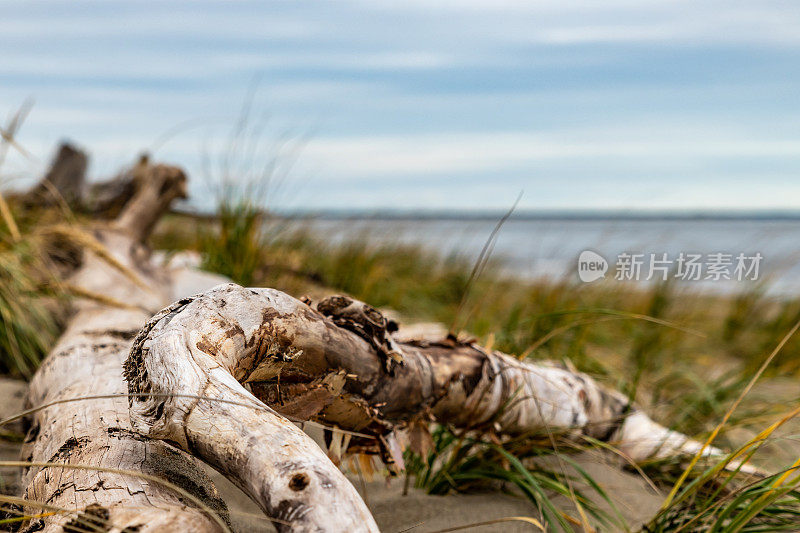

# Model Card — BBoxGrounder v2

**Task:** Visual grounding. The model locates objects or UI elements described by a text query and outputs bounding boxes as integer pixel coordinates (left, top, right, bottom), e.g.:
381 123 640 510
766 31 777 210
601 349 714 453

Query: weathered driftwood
88 154 151 218
123 293 379 532
125 286 727 528
22 143 152 218
17 163 233 532
25 143 87 207
19 150 737 531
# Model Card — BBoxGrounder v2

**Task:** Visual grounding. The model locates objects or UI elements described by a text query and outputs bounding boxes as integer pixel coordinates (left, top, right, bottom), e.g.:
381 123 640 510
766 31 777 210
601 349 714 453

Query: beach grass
147 200 800 530
4 191 800 530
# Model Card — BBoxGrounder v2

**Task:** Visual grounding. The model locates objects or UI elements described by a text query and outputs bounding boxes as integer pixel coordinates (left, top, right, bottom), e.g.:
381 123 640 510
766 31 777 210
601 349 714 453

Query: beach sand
0 377 667 532
206 447 665 532
16 375 800 532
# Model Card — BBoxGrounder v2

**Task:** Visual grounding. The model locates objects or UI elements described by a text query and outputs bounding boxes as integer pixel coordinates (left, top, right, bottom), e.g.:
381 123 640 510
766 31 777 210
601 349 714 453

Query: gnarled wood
25 143 87 207
20 148 749 531
18 162 228 532
86 154 150 218
123 290 378 532
22 144 156 219
126 285 735 530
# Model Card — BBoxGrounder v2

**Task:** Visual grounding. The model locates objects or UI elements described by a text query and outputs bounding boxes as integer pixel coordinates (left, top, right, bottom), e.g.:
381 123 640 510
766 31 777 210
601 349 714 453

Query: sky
2 0 800 211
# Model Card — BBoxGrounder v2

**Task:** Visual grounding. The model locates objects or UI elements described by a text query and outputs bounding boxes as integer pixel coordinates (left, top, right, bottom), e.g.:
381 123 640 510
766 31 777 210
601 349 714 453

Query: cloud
300 132 800 179
351 0 800 46
4 0 800 210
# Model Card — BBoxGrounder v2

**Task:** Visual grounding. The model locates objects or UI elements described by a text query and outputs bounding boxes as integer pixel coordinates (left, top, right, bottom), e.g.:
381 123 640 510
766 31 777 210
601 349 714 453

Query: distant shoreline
173 207 800 222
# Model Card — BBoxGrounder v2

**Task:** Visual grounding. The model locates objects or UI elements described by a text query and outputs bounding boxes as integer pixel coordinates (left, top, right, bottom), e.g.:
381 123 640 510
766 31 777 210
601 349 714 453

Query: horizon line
174 206 800 221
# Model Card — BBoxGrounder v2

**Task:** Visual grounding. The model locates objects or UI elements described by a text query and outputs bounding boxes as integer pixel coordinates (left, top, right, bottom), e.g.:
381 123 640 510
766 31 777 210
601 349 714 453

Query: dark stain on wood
62 503 110 533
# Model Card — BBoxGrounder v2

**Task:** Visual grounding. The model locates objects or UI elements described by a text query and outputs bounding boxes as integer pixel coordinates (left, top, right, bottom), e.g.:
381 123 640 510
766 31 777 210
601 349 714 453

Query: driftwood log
17 154 735 532
22 142 152 218
125 286 718 488
17 163 233 532
24 144 87 207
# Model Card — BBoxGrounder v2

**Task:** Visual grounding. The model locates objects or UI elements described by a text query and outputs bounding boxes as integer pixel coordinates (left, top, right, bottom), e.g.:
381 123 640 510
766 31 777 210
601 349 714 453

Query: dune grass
0 234 60 378
2 188 800 530
2 98 796 528
0 126 72 378
404 424 629 532
147 200 800 531
198 190 264 286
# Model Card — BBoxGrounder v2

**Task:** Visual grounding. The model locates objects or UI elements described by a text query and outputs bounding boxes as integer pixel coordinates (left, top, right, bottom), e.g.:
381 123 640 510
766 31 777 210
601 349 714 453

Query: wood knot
289 472 310 491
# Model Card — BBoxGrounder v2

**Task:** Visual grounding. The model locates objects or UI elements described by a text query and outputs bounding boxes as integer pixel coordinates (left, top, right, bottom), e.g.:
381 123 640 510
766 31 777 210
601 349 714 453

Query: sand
208 455 664 532
0 377 668 532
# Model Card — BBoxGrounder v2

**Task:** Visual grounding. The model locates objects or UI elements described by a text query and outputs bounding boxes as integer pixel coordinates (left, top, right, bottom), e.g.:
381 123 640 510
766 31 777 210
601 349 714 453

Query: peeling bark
19 150 743 531
126 285 730 528
123 291 378 532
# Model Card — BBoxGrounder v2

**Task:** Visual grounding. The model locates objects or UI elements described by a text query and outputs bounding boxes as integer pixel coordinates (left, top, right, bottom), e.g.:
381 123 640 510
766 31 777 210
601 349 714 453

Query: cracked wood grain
126 284 732 532
18 163 228 533
124 287 378 533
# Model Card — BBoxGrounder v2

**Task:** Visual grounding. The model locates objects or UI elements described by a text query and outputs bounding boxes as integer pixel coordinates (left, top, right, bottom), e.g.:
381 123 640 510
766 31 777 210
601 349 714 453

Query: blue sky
2 0 800 211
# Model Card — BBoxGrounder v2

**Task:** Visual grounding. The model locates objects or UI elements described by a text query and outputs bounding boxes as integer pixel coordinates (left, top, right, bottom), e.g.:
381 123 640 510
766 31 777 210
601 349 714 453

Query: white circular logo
578 250 608 283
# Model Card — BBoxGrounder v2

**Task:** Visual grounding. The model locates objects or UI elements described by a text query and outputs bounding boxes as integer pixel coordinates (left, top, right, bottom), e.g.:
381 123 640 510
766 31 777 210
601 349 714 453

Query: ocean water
285 216 800 296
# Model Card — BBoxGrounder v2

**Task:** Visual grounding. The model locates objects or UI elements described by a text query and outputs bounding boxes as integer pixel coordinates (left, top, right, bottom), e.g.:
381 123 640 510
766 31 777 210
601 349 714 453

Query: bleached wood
18 165 228 532
127 283 730 525
22 155 742 532
124 288 379 532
